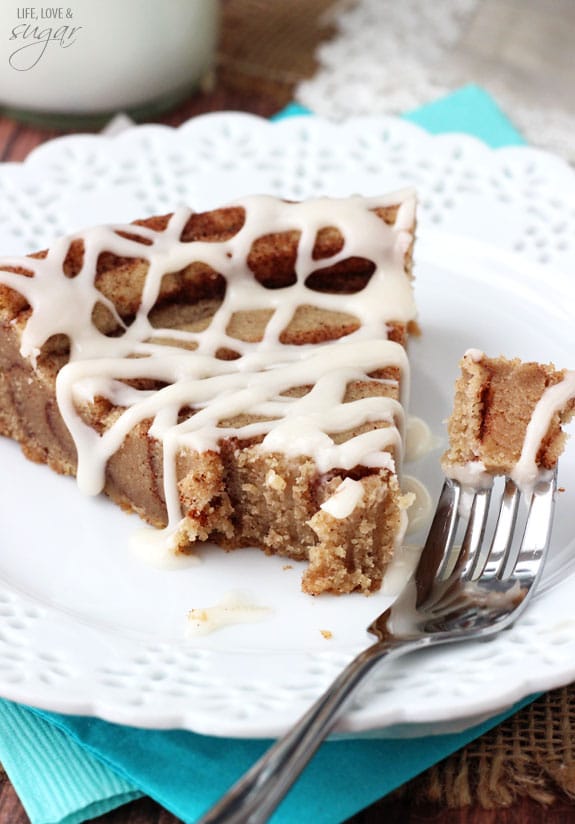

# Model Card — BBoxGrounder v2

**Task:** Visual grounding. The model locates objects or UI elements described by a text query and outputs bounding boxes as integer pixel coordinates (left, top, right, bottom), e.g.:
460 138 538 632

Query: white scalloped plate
0 113 574 739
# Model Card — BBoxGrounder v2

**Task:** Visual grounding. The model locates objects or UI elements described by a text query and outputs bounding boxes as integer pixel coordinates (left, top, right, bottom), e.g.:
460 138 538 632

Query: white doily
296 0 575 163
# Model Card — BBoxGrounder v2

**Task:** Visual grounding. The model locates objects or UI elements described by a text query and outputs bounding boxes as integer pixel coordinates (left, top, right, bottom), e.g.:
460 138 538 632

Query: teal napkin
278 84 525 146
0 85 528 824
0 694 536 824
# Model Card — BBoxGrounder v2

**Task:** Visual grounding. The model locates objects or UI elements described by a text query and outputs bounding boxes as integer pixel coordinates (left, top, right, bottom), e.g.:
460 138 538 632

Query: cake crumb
283 564 293 570
320 629 333 640
265 469 286 492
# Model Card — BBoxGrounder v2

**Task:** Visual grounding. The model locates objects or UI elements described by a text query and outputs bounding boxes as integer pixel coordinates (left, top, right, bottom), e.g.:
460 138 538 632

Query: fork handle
197 638 420 824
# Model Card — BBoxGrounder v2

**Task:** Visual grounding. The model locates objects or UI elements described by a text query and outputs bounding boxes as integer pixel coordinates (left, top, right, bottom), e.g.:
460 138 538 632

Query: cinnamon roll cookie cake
0 192 419 595
0 193 574 596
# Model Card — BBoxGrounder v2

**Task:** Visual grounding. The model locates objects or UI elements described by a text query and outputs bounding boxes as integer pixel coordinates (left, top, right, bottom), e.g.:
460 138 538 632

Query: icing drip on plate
186 591 272 637
0 192 417 549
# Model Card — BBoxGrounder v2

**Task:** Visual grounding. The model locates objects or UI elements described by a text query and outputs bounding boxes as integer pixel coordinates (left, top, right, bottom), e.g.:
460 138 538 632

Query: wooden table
2 47 575 824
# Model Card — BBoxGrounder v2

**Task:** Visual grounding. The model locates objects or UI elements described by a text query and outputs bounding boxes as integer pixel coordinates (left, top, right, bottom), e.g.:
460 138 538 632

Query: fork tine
460 487 492 580
499 470 557 582
415 480 460 603
435 484 477 582
474 478 520 580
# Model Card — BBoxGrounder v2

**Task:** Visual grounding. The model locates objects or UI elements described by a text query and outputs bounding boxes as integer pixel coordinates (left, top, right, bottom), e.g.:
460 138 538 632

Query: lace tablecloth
296 0 575 163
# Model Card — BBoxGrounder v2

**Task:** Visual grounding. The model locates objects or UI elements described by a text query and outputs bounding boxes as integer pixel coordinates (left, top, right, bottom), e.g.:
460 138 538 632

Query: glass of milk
0 0 219 126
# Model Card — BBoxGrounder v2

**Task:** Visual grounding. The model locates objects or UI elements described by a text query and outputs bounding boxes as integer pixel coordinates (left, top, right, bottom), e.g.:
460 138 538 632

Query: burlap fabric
388 686 575 808
216 0 575 811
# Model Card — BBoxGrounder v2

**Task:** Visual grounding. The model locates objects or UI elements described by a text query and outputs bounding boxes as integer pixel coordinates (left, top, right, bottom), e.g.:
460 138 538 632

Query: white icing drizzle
464 347 485 363
129 526 201 569
320 477 365 519
511 369 575 490
444 460 494 490
0 192 417 547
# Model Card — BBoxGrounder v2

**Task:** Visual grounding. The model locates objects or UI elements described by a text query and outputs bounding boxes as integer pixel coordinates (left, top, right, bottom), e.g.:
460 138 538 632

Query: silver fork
198 469 558 824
